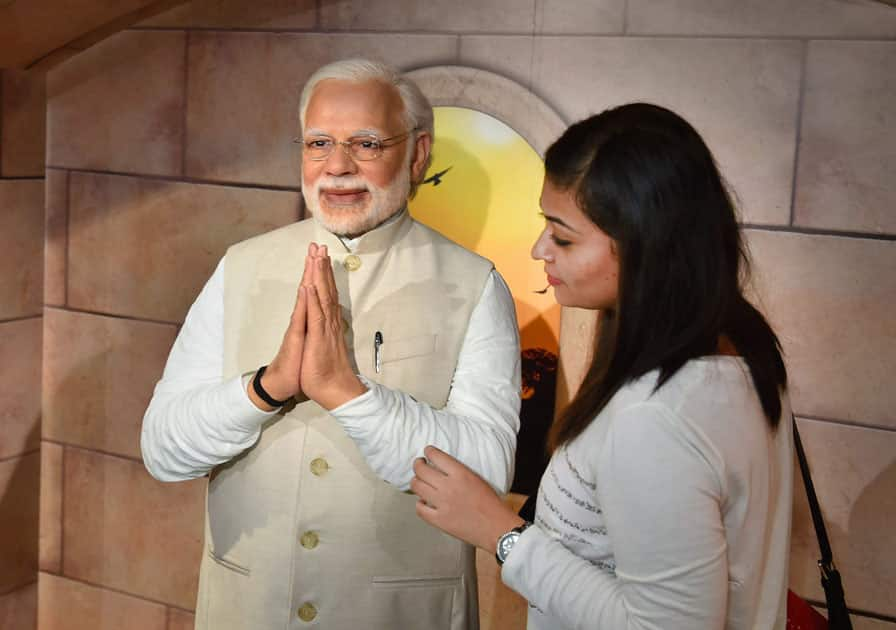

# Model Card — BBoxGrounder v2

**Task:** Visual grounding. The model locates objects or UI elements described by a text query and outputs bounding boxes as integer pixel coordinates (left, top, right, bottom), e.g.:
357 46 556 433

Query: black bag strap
792 415 833 568
791 414 853 630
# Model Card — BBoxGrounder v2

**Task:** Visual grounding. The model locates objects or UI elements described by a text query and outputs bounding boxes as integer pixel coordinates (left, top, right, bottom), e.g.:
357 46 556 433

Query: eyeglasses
294 128 418 161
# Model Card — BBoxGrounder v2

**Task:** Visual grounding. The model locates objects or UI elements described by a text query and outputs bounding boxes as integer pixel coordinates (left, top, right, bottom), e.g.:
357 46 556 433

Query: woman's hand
412 445 525 553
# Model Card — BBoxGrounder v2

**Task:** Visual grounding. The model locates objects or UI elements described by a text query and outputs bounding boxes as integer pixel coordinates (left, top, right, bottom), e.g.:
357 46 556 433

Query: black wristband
252 365 291 407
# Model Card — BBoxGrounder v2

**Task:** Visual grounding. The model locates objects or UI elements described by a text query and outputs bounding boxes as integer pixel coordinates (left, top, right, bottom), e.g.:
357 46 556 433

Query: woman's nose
531 229 550 261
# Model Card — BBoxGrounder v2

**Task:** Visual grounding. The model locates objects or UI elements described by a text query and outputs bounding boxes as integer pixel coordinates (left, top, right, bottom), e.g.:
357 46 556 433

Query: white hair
299 58 433 193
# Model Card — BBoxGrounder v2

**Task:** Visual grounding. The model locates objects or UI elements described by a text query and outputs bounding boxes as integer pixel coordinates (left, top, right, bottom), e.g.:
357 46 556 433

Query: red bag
787 589 829 630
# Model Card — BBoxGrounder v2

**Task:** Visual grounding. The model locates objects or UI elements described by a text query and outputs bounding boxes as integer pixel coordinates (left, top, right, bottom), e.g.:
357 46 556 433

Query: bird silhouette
423 166 452 186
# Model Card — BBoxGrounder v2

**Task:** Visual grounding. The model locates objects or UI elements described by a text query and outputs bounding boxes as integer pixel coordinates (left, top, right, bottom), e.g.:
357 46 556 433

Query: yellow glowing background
409 107 560 353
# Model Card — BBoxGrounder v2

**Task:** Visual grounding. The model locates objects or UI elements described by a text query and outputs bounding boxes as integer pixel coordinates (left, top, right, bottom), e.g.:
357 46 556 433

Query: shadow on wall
847 458 896 611
0 421 40 595
790 453 896 617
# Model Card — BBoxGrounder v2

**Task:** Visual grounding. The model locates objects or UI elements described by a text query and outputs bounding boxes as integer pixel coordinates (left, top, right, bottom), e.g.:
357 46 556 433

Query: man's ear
410 131 433 182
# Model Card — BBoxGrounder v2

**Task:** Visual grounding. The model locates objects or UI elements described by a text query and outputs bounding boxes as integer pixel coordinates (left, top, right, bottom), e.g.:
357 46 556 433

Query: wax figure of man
141 59 521 630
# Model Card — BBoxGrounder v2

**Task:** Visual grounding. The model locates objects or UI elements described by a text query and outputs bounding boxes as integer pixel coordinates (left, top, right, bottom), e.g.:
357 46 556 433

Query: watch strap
252 365 291 407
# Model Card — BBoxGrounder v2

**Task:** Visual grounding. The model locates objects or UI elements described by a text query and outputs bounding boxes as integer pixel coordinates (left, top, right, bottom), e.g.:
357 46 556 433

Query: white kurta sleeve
328 270 522 492
502 403 728 630
140 257 278 482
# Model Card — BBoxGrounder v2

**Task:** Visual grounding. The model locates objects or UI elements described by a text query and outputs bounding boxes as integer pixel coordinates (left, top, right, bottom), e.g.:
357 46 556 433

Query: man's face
301 79 416 237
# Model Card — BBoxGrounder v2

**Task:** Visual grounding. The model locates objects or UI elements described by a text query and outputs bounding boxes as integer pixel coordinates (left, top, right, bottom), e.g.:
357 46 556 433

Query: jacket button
297 603 317 622
300 531 319 549
310 458 329 476
343 254 362 271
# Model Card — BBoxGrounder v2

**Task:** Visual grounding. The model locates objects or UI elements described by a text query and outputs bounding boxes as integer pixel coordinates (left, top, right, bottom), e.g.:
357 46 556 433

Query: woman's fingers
409 475 435 506
415 497 439 525
412 456 446 488
411 448 517 551
422 445 464 477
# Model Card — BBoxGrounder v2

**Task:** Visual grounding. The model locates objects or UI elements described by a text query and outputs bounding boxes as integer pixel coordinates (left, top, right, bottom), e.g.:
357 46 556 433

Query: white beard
303 165 411 238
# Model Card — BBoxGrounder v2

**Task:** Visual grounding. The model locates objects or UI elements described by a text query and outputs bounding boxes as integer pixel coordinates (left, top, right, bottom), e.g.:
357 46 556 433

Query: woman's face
531 178 620 311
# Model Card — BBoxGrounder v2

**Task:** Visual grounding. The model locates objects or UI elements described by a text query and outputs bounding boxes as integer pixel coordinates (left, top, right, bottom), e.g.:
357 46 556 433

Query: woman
411 103 793 630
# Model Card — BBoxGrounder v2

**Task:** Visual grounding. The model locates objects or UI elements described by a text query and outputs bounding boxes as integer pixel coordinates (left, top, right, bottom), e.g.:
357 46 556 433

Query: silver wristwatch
496 521 532 566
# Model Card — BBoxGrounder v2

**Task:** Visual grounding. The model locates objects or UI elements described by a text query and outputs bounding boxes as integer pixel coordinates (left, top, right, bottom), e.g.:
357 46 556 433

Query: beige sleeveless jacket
194 212 493 630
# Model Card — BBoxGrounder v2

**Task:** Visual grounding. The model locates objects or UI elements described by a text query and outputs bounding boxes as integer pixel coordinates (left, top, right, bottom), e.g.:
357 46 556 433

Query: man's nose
324 144 358 176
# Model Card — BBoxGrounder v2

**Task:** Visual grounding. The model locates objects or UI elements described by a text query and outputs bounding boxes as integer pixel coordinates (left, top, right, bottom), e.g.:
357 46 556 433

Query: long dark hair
547 103 787 450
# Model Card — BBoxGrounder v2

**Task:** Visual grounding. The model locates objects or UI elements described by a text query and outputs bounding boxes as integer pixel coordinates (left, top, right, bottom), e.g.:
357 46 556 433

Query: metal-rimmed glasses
294 128 418 161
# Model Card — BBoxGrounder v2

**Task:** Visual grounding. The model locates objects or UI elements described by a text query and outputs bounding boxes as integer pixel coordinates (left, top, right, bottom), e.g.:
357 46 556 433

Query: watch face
498 531 520 563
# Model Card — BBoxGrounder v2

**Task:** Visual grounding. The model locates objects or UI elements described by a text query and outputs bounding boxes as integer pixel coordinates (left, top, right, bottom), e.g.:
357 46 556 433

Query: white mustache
315 177 370 191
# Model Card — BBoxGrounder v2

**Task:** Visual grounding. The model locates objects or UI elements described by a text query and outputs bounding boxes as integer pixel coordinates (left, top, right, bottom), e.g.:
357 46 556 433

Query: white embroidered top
503 357 793 630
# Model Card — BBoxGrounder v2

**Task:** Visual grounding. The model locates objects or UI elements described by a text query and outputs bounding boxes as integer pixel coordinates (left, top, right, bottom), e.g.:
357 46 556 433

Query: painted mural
409 106 559 495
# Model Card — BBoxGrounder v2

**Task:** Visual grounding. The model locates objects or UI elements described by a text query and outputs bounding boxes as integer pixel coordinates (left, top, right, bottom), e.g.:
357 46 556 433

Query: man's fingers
299 240 319 289
300 254 314 287
326 260 339 304
293 285 307 331
285 283 307 341
304 243 339 320
310 258 325 311
305 285 325 331
288 282 302 322
312 257 339 319
317 252 338 301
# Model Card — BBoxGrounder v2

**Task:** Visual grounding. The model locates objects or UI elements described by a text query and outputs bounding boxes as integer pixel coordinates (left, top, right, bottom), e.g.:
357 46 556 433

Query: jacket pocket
380 333 437 364
201 549 254 630
207 547 250 576
370 575 461 630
